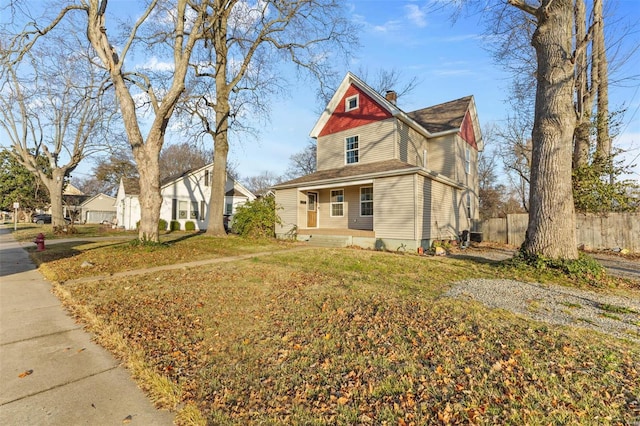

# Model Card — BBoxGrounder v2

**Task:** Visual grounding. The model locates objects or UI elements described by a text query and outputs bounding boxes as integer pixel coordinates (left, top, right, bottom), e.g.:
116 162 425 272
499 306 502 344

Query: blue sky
219 0 640 182
4 1 639 184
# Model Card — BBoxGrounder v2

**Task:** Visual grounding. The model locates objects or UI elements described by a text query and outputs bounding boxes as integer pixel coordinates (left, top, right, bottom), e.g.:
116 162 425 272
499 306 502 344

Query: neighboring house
79 193 117 224
115 177 141 230
115 164 255 231
273 72 483 251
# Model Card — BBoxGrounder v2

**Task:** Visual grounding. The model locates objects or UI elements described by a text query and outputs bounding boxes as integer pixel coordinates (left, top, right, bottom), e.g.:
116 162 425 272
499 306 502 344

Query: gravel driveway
446 279 640 343
446 246 640 343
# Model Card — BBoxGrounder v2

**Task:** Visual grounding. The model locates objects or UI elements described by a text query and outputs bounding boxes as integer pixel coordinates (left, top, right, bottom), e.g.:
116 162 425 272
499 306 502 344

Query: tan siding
275 188 299 234
430 181 461 240
316 188 347 228
417 175 433 241
427 134 456 179
398 122 428 167
454 135 480 223
346 186 374 230
316 119 397 170
374 175 416 240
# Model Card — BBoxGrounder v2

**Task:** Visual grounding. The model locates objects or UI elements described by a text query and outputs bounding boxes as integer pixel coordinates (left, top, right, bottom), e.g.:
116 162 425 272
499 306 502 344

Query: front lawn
36 240 640 425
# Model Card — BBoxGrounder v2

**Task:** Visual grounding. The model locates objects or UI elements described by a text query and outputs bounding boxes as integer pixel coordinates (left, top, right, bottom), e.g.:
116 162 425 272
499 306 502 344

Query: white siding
373 175 416 240
317 119 397 170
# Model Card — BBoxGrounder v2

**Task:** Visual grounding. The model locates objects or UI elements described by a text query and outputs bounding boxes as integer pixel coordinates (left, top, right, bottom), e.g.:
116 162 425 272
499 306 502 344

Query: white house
115 164 255 231
115 178 141 230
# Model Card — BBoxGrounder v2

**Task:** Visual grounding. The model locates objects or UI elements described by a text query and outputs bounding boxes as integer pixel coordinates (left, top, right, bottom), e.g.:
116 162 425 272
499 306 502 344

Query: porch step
301 234 350 248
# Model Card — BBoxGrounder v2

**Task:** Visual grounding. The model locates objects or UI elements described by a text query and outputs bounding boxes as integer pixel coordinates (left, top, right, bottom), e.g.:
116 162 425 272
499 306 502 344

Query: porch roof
274 159 416 189
273 159 464 190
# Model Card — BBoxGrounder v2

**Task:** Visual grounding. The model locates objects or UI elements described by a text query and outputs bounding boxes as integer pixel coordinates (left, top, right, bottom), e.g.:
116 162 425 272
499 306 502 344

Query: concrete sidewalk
0 228 174 425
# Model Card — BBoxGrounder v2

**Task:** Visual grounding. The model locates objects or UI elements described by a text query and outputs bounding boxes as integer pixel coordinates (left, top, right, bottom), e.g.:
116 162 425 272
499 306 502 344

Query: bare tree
159 142 213 182
243 171 282 196
284 139 317 180
178 0 356 236
73 150 138 196
0 44 111 227
496 110 532 212
3 0 215 241
355 67 421 104
507 0 579 259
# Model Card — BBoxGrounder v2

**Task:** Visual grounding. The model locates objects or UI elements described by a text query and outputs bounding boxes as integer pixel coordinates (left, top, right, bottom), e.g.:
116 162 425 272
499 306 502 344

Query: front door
307 192 318 228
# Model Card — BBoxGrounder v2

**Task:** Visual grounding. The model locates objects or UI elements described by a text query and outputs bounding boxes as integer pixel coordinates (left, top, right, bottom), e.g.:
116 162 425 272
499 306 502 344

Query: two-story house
273 72 483 251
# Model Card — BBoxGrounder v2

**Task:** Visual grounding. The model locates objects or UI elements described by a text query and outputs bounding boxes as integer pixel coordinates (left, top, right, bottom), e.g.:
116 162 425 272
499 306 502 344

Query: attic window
204 170 210 186
345 94 359 112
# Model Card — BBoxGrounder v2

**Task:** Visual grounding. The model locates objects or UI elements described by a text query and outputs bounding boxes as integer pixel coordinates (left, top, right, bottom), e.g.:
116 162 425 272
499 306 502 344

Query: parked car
32 214 71 225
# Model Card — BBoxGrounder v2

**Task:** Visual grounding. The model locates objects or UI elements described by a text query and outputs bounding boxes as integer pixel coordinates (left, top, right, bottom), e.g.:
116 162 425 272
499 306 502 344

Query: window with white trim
191 202 199 219
330 189 344 217
204 169 210 186
360 187 373 216
465 146 471 174
178 200 188 219
346 136 359 164
225 202 233 215
345 94 359 111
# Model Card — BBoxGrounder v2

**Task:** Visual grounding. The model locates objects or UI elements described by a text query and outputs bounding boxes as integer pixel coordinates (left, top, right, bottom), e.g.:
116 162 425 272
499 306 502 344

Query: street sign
13 202 19 209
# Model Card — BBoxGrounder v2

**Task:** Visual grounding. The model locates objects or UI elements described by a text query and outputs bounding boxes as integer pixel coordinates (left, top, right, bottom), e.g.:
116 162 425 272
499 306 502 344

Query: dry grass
37 242 640 425
30 234 296 281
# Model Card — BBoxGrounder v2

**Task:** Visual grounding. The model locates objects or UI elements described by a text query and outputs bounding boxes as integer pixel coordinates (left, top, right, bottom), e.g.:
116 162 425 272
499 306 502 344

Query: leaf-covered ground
33 234 294 281
53 247 640 425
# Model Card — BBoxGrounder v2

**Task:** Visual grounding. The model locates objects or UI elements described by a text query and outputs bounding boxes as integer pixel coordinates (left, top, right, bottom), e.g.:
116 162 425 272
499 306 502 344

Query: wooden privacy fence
480 212 640 253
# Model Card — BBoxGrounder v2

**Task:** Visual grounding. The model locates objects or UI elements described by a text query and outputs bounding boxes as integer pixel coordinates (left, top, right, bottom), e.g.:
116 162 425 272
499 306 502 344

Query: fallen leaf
122 414 133 423
77 348 86 353
18 370 33 378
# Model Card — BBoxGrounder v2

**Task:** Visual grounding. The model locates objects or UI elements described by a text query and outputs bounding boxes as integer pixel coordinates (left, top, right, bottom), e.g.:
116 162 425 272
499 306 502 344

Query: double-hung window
346 136 359 164
330 189 344 217
360 187 373 216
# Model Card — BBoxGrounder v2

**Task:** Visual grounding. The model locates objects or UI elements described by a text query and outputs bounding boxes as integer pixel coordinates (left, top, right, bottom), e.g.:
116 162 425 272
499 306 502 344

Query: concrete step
301 234 350 248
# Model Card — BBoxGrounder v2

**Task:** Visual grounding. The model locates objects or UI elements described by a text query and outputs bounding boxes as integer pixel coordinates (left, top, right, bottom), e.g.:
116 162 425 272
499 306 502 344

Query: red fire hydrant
34 233 46 251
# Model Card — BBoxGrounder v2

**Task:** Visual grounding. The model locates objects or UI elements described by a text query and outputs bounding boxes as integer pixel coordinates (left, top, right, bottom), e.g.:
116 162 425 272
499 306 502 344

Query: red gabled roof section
459 110 478 150
318 85 392 137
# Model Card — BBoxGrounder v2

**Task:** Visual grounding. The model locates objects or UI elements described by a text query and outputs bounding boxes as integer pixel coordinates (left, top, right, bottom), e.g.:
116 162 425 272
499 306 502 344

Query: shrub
231 195 282 238
185 221 196 231
158 219 168 231
170 220 180 231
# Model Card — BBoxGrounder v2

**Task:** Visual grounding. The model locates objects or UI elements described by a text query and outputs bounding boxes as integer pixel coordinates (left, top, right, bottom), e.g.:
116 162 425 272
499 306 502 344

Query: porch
297 228 376 248
297 228 375 237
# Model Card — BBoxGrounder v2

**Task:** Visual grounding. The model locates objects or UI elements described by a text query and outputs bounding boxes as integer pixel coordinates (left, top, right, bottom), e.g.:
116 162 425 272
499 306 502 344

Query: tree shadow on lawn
26 240 130 265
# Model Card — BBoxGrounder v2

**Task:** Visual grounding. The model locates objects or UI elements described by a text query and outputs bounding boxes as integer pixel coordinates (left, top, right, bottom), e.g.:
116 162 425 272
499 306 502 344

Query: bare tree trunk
514 0 578 260
134 144 163 241
47 170 66 227
593 0 610 166
205 67 231 236
572 0 592 169
206 106 230 236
